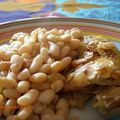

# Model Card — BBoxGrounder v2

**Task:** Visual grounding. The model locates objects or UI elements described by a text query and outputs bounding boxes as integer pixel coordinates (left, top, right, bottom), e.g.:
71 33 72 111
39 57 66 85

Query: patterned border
0 18 120 28
0 18 120 44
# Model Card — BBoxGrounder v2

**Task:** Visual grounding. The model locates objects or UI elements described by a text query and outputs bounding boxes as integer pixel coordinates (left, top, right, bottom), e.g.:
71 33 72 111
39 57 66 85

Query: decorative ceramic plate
0 18 120 120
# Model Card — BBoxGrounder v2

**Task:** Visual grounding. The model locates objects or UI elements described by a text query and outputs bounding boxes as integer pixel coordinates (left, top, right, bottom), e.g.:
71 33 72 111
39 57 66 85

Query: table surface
0 0 120 23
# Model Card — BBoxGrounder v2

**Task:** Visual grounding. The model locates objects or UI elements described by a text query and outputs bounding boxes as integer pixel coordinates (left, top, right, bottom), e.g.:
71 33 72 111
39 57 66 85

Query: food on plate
64 35 120 91
0 27 120 120
93 87 120 110
93 87 120 116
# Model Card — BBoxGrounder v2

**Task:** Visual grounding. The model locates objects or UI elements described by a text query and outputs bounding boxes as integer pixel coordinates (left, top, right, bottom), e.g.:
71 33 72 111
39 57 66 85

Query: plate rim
0 17 120 29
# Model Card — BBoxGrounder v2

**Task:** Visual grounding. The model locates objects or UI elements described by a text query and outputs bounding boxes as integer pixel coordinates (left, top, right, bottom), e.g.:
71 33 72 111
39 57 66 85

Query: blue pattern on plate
56 0 120 23
0 0 120 23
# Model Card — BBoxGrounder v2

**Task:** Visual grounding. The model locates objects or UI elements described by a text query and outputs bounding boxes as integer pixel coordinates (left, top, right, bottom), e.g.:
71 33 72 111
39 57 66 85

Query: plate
0 18 120 120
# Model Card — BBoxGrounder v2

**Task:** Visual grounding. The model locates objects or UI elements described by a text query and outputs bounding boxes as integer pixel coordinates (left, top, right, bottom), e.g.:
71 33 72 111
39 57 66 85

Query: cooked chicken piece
93 87 120 110
64 57 120 91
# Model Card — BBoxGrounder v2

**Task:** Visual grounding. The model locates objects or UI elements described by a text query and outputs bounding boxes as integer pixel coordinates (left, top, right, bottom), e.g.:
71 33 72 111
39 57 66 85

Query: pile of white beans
0 28 82 120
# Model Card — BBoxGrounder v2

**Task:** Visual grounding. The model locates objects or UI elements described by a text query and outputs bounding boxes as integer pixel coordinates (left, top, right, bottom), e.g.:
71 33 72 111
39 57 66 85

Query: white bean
69 50 77 58
0 71 8 77
19 44 33 54
40 47 49 62
61 57 72 70
39 64 51 74
71 29 82 39
61 34 71 43
60 46 70 58
42 107 55 115
47 57 55 64
3 89 20 99
70 39 81 50
17 89 39 106
31 50 39 58
29 54 44 74
59 29 65 35
56 99 69 118
56 41 65 48
16 81 30 93
33 102 46 114
38 33 47 44
0 76 17 88
51 80 64 93
49 42 60 59
30 72 47 83
10 55 23 73
47 34 60 43
38 89 55 104
17 68 30 80
0 61 10 71
31 82 50 91
22 53 31 59
31 29 38 42
17 105 33 120
51 61 62 73
47 29 59 36
7 72 17 80
4 99 17 117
